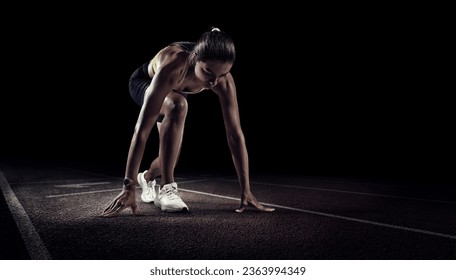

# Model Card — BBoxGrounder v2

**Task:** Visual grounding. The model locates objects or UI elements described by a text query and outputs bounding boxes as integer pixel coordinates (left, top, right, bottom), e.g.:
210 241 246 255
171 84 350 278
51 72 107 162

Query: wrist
123 177 136 190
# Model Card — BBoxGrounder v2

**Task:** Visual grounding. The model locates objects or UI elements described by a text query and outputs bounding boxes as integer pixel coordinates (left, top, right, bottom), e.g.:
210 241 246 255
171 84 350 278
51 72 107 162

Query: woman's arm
213 74 275 212
100 50 189 217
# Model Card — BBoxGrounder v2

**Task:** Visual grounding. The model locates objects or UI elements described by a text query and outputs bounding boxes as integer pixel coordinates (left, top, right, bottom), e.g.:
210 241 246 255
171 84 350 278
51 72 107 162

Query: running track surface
0 158 455 260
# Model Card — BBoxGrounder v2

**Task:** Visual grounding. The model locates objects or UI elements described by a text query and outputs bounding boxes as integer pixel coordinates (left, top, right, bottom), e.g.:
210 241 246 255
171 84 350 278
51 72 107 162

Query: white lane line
54 182 111 188
47 188 123 198
45 179 211 198
56 166 194 181
179 188 456 240
57 167 120 179
41 173 456 240
9 179 118 186
10 177 186 186
216 179 456 205
0 170 52 260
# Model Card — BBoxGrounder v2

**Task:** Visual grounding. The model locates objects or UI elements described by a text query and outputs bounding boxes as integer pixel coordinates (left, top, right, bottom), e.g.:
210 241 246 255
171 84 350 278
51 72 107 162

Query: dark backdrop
2 4 453 185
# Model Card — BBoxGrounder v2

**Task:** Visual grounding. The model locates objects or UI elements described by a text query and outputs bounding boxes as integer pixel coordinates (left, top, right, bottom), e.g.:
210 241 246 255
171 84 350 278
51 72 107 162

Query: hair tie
211 27 221 32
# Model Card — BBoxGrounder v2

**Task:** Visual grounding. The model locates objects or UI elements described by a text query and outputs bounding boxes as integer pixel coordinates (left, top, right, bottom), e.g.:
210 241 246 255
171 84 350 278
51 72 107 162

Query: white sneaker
137 170 157 203
154 182 189 212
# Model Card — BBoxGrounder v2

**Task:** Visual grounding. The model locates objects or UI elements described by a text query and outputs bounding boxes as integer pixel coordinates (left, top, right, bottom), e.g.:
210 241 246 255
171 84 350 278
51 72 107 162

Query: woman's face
194 60 233 89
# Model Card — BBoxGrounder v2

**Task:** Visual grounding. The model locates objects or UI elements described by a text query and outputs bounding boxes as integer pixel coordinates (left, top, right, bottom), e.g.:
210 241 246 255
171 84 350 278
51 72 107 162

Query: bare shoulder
156 45 190 72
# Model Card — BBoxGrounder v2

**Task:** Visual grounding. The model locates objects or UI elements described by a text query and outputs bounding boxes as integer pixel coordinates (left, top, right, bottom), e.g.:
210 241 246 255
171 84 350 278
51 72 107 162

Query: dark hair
193 27 236 63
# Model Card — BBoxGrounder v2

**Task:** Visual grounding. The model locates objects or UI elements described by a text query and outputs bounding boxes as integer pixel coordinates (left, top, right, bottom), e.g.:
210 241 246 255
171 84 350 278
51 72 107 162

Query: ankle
161 182 177 189
144 173 154 182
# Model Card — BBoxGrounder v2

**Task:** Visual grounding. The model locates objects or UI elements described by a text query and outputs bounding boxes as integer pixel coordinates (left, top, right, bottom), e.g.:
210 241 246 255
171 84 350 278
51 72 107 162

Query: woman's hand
100 188 138 217
236 191 275 213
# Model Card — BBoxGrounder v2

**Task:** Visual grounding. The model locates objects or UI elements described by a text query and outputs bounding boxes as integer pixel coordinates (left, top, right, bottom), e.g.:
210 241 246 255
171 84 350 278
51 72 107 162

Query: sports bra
173 88 205 95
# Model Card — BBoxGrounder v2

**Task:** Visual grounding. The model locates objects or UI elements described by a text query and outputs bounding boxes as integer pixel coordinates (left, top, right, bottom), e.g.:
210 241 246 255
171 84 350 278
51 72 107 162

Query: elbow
227 130 245 146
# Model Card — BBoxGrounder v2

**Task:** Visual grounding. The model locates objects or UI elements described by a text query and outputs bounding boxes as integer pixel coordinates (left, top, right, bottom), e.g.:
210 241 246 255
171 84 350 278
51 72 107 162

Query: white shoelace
163 186 180 200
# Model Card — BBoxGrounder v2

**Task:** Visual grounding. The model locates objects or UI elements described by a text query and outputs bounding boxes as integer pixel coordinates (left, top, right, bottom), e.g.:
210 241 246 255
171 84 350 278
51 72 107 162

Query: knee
166 95 188 120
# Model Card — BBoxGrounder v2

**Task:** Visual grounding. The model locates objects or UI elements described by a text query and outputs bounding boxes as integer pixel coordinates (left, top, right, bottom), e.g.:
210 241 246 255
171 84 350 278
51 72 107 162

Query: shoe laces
146 180 155 189
143 181 155 195
144 187 153 196
162 185 180 200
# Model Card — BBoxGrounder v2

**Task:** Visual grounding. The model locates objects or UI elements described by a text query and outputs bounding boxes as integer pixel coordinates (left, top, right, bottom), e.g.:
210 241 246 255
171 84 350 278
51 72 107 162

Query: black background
2 4 454 185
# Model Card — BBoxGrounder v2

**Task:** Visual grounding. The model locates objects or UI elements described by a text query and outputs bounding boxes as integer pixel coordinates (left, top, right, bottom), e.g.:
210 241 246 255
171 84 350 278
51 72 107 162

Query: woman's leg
144 157 160 181
143 120 185 181
149 92 188 185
